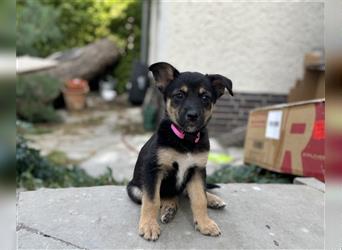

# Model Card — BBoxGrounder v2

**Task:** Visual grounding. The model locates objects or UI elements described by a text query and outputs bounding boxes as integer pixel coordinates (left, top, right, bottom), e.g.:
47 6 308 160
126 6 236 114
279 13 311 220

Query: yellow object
208 153 233 165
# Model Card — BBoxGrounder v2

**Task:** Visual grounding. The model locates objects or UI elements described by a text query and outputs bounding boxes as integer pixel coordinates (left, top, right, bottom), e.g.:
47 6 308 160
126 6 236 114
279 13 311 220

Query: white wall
148 1 324 94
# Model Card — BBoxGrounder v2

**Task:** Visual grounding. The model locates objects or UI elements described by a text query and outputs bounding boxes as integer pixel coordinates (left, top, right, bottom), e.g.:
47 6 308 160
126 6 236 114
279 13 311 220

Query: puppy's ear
149 62 180 92
207 74 234 98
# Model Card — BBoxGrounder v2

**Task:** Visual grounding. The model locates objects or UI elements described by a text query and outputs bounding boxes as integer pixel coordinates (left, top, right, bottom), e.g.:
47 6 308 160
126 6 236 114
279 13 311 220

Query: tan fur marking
158 148 208 168
187 172 221 236
166 98 179 126
199 87 206 94
181 85 188 93
204 104 213 123
139 175 162 241
161 197 178 209
158 148 208 187
206 192 226 209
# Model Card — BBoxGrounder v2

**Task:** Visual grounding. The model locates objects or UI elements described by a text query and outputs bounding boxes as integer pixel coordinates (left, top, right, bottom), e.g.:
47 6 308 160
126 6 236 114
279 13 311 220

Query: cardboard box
288 51 325 103
244 99 325 181
288 69 325 102
304 50 324 69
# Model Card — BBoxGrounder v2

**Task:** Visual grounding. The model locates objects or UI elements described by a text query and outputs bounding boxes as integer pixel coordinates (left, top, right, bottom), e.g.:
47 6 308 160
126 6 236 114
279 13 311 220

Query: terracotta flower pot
63 79 89 111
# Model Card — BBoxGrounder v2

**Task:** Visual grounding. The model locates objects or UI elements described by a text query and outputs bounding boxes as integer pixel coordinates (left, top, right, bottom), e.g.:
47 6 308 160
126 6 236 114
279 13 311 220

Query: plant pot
65 78 89 91
63 79 89 111
62 87 89 111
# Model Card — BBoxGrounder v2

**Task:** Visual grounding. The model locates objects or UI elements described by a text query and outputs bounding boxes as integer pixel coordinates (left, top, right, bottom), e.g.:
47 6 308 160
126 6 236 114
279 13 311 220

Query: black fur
206 183 221 189
127 62 233 204
126 182 142 204
127 120 209 203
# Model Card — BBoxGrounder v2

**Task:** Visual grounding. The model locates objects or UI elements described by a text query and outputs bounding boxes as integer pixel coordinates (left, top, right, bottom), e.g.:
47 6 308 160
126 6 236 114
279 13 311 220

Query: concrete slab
293 177 325 192
17 184 324 249
1 194 16 250
17 229 79 249
80 133 151 182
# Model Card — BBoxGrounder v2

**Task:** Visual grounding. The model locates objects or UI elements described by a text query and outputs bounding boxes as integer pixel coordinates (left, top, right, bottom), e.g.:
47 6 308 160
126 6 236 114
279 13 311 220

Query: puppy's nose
186 111 199 121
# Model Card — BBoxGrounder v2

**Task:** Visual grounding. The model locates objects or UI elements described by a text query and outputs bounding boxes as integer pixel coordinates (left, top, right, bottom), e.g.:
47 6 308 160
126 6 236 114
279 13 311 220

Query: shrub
37 0 115 56
16 74 62 123
207 165 295 184
110 1 142 94
0 0 15 49
16 0 141 94
16 135 119 190
17 0 136 57
16 0 62 56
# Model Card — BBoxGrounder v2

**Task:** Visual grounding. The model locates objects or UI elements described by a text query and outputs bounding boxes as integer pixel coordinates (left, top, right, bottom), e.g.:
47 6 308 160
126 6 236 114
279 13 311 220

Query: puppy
127 62 233 241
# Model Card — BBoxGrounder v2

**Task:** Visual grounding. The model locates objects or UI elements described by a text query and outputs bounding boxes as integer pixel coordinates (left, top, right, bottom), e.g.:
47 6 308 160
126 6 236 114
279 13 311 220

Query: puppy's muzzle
186 110 199 122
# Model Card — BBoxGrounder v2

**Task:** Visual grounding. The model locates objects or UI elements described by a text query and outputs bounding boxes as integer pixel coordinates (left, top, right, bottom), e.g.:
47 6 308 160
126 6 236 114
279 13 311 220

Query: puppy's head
149 62 233 133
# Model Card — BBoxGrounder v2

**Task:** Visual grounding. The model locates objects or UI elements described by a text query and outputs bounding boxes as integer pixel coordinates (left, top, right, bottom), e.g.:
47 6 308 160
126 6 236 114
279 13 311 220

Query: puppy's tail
126 181 142 204
206 183 220 189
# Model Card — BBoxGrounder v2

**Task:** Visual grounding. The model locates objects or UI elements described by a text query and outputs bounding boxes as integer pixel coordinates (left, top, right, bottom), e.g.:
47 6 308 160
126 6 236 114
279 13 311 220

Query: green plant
47 150 75 166
207 165 295 184
16 122 54 135
16 0 62 56
111 1 142 94
16 135 119 190
16 74 62 123
17 0 134 57
39 0 132 55
16 0 141 94
0 0 15 49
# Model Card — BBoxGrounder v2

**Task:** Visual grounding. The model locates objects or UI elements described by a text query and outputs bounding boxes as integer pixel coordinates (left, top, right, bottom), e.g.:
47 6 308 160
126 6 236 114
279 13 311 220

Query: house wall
148 1 324 94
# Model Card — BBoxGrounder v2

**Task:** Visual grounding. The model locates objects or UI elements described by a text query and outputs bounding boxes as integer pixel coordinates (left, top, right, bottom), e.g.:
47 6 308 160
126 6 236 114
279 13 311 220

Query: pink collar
171 123 200 143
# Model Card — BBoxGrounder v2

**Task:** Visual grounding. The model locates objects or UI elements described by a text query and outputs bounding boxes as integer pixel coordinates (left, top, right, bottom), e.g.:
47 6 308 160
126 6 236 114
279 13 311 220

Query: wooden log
41 38 120 81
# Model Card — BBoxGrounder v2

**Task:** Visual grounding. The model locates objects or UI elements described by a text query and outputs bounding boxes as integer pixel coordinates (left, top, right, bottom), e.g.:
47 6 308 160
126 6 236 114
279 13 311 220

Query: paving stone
293 177 325 192
17 184 324 249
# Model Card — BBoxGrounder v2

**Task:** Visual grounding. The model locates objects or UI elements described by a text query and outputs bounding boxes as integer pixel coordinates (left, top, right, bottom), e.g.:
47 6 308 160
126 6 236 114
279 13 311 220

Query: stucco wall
148 1 324 94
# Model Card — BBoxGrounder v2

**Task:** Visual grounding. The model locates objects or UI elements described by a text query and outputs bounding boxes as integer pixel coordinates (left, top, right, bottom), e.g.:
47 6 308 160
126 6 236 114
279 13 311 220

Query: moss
18 125 54 135
80 116 105 126
46 150 79 166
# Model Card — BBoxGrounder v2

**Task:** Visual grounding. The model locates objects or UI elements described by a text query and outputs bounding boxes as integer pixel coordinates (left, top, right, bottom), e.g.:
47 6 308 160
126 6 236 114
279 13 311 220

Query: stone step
17 184 324 249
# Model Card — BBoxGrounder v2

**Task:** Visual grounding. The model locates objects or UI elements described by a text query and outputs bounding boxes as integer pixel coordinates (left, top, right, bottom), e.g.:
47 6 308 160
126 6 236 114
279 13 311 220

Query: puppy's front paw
195 218 221 236
139 219 160 241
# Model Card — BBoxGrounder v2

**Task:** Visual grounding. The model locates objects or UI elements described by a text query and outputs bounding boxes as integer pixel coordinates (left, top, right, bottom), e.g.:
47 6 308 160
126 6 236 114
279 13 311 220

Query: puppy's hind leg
160 197 178 224
207 192 226 209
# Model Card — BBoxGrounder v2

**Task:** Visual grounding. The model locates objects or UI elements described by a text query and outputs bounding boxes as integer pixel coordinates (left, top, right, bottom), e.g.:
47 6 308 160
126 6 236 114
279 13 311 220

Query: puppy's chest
157 148 208 187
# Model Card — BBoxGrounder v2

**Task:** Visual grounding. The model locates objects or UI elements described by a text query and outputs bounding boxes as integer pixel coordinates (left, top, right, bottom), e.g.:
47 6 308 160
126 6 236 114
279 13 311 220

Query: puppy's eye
201 95 210 102
173 92 185 100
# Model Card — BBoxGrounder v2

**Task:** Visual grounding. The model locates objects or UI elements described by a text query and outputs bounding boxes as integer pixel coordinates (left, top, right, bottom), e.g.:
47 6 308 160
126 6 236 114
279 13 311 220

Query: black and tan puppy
127 62 233 241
